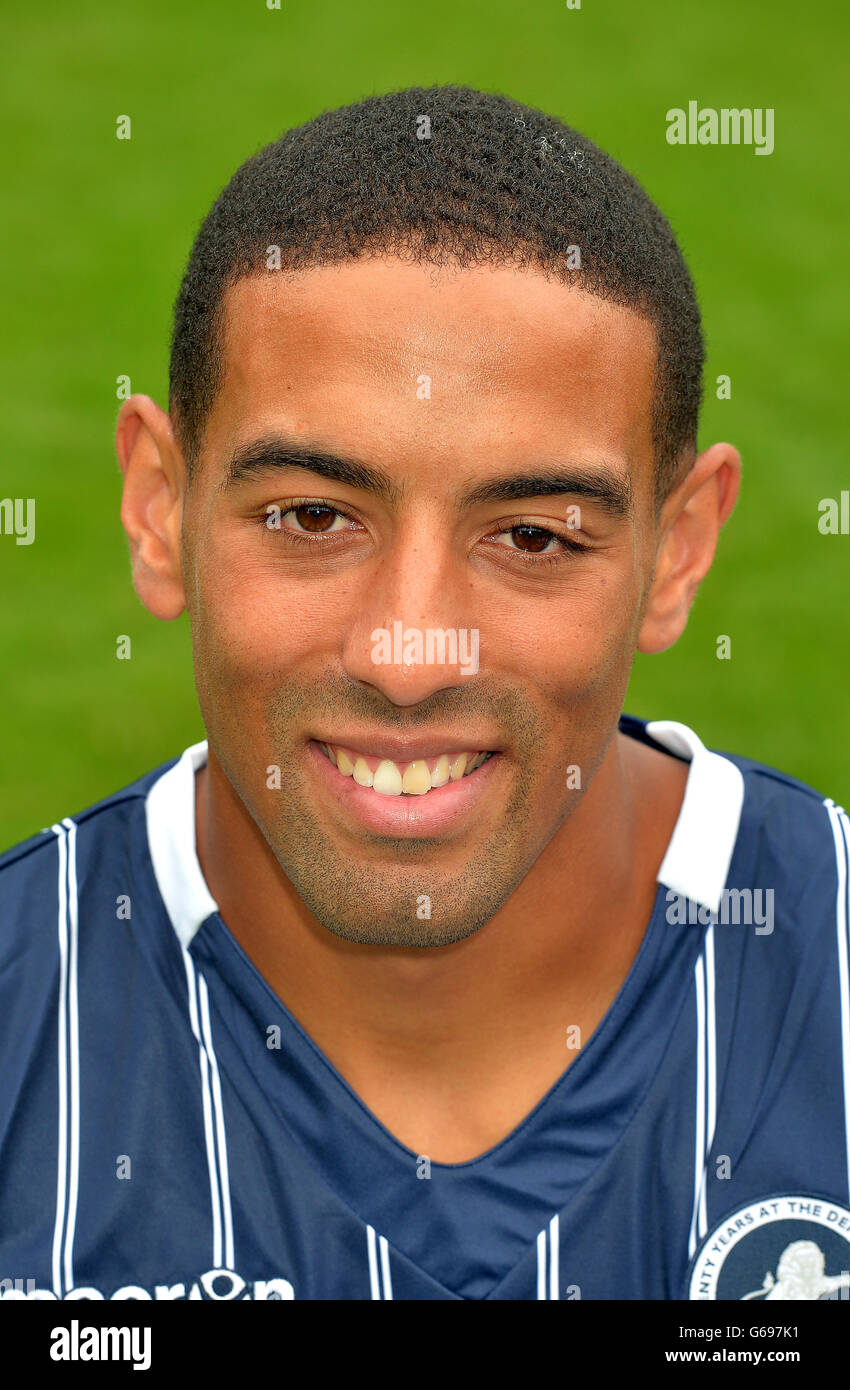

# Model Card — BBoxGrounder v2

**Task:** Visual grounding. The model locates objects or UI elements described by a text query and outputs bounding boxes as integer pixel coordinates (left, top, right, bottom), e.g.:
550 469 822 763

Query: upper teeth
320 743 491 796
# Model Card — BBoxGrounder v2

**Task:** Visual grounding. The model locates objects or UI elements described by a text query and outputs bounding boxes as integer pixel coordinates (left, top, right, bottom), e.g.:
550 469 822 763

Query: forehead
204 258 658 496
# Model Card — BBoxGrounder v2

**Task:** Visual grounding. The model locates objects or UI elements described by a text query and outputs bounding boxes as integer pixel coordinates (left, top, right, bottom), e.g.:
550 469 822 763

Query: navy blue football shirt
1 715 849 1301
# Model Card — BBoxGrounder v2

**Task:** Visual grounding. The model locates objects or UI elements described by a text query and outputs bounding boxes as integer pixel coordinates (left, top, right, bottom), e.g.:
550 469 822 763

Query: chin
286 863 513 950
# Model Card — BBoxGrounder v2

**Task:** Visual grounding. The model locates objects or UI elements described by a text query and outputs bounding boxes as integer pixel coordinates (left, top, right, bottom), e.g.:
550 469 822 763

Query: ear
638 441 741 654
115 395 187 620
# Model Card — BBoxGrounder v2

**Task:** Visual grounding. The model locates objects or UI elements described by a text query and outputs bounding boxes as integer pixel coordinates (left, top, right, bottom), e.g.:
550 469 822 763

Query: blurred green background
1 0 847 846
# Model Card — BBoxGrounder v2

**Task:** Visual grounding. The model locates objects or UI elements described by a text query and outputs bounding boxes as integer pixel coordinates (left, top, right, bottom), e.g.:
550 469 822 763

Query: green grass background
1 0 847 846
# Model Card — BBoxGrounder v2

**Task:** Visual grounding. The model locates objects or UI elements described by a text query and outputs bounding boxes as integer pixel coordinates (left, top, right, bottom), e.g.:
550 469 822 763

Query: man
1 84 848 1303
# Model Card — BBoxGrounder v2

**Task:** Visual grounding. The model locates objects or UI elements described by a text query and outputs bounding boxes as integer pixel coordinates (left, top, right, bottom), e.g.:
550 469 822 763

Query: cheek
494 563 644 702
190 540 333 690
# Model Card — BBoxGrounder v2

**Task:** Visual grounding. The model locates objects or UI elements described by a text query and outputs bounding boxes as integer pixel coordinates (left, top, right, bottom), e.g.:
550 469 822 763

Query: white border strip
536 1229 546 1300
367 1225 393 1299
50 819 80 1299
688 952 706 1260
697 926 717 1243
825 801 850 1201
61 818 80 1296
182 950 234 1270
367 1225 380 1299
198 972 234 1270
379 1233 393 1300
50 825 69 1298
688 927 717 1261
536 1217 560 1299
549 1213 560 1301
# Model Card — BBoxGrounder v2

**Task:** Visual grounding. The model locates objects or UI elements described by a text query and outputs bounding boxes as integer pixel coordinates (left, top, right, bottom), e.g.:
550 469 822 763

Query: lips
318 742 493 796
307 737 501 837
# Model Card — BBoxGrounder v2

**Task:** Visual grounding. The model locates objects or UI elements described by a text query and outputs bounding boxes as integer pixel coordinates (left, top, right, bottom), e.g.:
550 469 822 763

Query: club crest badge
689 1195 850 1300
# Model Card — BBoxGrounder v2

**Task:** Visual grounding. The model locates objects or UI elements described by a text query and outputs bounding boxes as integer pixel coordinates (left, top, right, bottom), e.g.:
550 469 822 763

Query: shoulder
713 745 845 875
0 756 181 935
627 712 843 848
623 714 846 930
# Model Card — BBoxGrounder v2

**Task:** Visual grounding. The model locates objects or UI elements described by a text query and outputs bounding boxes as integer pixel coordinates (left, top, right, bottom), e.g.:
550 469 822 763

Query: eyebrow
223 433 632 517
459 467 632 517
223 436 402 503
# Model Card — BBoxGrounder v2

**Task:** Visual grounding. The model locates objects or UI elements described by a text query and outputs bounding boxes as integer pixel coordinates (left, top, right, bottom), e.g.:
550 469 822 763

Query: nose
341 521 480 707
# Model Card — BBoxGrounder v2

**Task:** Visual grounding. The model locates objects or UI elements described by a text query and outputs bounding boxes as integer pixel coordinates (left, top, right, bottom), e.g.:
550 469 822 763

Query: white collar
646 719 745 915
146 720 745 948
146 740 217 949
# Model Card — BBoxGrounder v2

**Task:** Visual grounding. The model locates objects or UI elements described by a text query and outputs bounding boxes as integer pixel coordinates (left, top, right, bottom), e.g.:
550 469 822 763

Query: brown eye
509 525 556 553
293 505 339 533
275 503 356 540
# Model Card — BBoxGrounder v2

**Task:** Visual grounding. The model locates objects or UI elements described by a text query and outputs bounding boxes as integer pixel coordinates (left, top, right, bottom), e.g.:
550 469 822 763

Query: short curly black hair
169 84 704 501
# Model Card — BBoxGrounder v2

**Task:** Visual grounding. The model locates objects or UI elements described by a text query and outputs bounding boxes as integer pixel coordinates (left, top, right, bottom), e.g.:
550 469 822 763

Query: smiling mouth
317 742 496 796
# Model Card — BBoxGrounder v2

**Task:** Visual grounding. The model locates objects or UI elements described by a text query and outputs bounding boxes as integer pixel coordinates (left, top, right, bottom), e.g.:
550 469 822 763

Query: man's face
180 258 661 946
